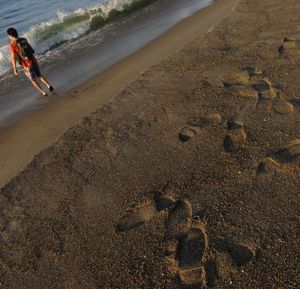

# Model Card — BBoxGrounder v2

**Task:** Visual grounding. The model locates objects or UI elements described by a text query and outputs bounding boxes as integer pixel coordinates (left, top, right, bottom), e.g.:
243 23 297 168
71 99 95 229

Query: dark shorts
23 62 41 81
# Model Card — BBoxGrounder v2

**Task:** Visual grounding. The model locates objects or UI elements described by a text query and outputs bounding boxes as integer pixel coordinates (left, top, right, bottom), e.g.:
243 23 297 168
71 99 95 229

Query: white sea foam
0 46 11 75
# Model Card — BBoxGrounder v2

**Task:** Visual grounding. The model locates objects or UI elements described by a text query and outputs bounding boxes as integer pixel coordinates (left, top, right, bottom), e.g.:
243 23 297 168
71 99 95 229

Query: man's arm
9 49 18 76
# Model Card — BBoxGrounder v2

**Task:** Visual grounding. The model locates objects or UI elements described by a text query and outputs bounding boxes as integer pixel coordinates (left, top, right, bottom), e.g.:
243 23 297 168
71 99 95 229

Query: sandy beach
0 0 299 288
0 0 238 189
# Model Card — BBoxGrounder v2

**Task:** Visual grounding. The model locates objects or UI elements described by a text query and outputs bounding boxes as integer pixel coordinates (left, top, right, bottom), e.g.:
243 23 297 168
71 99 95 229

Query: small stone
179 127 199 142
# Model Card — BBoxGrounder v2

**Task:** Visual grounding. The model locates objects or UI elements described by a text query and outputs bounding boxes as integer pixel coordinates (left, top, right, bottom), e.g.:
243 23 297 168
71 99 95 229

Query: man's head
7 27 18 41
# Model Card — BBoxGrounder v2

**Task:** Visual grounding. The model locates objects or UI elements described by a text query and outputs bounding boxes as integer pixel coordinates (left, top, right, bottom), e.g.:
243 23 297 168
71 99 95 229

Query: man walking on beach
7 27 54 96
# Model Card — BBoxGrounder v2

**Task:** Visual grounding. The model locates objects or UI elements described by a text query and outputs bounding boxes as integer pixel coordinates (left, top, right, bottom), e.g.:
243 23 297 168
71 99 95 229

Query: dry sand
0 0 299 288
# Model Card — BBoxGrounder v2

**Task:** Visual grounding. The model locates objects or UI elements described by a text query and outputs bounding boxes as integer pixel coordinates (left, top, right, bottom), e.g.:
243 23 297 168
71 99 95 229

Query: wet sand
0 0 299 288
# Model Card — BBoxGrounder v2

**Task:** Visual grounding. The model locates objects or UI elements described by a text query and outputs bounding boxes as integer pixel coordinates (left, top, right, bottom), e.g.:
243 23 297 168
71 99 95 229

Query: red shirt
9 41 33 68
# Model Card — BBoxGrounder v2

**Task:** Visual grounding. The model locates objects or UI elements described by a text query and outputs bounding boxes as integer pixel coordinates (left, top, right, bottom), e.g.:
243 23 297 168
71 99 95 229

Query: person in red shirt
7 27 54 96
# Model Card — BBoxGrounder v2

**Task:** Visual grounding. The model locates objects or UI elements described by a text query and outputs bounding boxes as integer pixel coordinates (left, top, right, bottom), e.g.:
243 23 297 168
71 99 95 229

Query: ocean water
0 0 137 76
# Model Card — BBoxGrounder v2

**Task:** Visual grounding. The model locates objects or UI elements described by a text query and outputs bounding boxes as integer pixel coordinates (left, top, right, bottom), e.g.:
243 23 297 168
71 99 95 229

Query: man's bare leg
39 75 53 91
31 79 46 95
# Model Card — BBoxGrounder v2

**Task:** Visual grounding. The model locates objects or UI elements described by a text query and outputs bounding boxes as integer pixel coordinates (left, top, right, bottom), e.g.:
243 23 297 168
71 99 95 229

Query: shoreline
0 0 240 188
0 0 213 126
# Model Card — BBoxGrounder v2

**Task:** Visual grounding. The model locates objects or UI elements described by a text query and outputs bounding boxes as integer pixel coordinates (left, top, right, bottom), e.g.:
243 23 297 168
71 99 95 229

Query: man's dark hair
7 27 18 38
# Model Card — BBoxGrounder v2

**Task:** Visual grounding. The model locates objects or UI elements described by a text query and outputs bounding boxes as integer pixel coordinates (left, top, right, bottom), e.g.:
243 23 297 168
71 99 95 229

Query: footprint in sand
204 113 222 125
228 85 259 106
116 196 158 232
223 67 280 109
223 131 247 152
188 113 222 127
278 36 300 57
117 191 258 287
215 239 258 267
255 139 300 179
223 117 247 152
165 199 193 239
252 78 277 102
223 71 244 105
177 226 207 269
116 188 177 232
204 259 219 288
223 70 256 104
227 243 256 267
116 194 210 287
164 199 209 288
223 71 250 88
275 139 300 163
177 224 208 288
250 75 295 114
257 157 280 176
273 98 294 115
